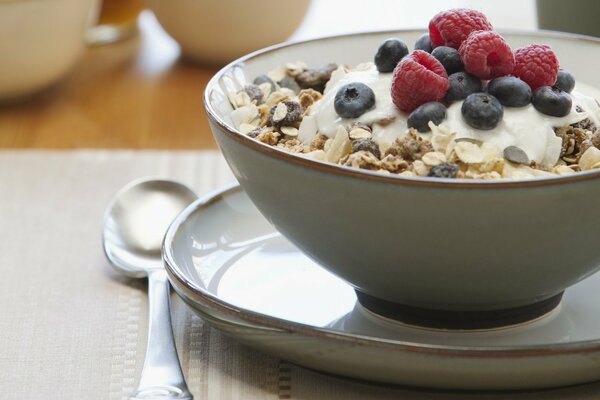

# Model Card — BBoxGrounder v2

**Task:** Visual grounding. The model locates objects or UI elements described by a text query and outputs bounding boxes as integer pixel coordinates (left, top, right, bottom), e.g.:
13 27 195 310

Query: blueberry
486 76 532 107
414 33 432 53
253 74 276 92
555 69 575 93
334 82 376 118
374 38 409 73
428 162 459 178
431 46 463 74
407 101 447 133
532 86 572 117
461 93 503 130
444 72 482 103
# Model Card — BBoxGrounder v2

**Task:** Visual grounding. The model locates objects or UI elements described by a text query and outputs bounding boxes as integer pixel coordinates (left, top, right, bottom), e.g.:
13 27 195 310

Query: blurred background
0 0 597 150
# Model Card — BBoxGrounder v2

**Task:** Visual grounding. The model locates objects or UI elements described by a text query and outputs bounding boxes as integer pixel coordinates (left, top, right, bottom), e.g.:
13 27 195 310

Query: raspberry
429 8 493 49
513 44 559 90
391 50 449 113
458 31 515 80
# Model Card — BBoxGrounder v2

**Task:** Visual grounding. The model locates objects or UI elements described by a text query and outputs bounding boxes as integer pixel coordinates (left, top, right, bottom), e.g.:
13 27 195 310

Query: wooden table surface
0 2 536 150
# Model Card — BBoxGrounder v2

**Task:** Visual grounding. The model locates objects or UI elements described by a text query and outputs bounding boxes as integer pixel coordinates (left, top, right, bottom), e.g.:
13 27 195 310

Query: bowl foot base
355 291 564 330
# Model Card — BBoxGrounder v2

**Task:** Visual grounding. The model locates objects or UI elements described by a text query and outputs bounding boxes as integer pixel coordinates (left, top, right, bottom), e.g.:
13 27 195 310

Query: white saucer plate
164 185 600 390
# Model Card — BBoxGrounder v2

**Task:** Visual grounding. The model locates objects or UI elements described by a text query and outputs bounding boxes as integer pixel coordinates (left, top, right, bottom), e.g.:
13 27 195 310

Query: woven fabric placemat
1 149 599 400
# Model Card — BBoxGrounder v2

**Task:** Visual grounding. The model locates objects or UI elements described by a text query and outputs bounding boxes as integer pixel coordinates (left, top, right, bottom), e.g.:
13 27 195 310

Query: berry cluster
376 8 575 131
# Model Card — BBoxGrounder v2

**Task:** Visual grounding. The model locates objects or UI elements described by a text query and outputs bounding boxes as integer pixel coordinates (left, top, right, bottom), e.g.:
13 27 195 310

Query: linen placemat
1 149 599 400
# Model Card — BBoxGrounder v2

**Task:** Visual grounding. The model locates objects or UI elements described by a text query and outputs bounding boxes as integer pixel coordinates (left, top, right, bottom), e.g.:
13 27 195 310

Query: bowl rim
163 184 600 358
204 28 600 189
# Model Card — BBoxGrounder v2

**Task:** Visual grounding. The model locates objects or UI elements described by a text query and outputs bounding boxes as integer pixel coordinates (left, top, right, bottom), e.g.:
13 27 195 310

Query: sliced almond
267 67 287 83
512 170 534 179
579 146 600 170
431 126 455 153
325 126 351 163
230 104 259 129
258 82 272 99
228 91 252 109
553 165 576 175
421 151 446 166
302 150 326 161
349 128 372 140
238 123 257 134
412 160 429 176
280 126 299 137
272 102 288 123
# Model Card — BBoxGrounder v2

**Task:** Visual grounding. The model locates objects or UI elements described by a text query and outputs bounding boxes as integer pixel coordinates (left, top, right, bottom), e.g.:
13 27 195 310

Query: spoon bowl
103 179 197 277
102 178 196 400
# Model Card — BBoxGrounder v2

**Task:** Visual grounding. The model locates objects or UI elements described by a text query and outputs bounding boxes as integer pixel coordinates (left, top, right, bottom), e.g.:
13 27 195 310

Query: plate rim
163 184 600 359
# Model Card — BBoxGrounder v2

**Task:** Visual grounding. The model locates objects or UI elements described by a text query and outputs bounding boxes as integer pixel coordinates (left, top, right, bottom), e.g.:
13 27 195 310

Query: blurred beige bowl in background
147 0 311 65
0 0 99 102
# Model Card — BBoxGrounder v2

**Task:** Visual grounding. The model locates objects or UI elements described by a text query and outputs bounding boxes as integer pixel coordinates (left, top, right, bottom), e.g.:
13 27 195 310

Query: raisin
428 162 459 178
352 138 381 159
253 75 277 92
242 84 264 104
295 63 338 93
268 100 303 127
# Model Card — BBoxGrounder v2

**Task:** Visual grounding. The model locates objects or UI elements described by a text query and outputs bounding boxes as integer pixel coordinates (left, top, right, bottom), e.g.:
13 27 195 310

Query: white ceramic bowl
0 0 99 102
204 30 600 328
146 0 311 65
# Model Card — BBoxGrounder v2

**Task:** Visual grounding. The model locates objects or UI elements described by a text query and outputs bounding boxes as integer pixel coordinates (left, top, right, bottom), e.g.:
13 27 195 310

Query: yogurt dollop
299 64 600 166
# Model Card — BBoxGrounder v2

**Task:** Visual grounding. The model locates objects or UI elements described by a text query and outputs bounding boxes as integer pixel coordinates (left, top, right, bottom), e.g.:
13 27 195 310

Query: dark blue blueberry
428 162 458 178
444 72 482 103
253 74 276 92
407 101 447 132
414 33 432 53
334 82 376 119
374 38 409 73
532 86 572 117
486 76 532 107
431 46 463 74
555 69 575 93
461 93 504 130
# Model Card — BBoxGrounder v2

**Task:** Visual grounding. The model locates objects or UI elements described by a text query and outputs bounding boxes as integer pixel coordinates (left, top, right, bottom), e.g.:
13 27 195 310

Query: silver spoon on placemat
103 178 196 400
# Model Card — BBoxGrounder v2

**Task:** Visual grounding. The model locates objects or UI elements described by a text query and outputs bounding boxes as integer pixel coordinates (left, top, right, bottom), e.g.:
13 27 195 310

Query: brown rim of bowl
204 28 600 189
163 184 600 358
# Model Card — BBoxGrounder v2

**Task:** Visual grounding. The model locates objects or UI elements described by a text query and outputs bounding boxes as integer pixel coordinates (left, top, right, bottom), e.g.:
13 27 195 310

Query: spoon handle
131 269 193 400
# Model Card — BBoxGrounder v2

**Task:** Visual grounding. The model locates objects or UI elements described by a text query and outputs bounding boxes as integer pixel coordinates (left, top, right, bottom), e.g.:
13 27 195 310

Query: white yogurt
300 63 600 166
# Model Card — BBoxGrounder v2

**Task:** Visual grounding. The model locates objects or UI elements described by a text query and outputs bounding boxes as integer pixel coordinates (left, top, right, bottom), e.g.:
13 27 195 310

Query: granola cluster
226 61 600 180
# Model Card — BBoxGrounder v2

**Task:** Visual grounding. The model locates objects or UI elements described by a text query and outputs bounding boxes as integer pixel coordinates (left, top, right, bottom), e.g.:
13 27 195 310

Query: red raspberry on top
459 31 515 80
429 8 493 49
391 50 449 113
513 44 559 90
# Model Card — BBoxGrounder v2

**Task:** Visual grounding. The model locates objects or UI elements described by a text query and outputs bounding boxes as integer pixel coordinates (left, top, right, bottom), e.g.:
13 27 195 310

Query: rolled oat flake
503 146 530 164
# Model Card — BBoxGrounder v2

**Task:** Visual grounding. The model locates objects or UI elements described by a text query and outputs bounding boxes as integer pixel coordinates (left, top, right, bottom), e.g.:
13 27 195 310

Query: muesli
226 8 600 179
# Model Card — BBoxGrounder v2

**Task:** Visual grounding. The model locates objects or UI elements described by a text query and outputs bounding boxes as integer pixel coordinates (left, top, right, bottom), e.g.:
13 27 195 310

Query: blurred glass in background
87 0 145 45
537 0 600 37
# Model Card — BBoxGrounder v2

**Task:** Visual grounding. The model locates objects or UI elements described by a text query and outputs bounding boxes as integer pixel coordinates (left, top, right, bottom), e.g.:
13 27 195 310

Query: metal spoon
103 178 196 400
